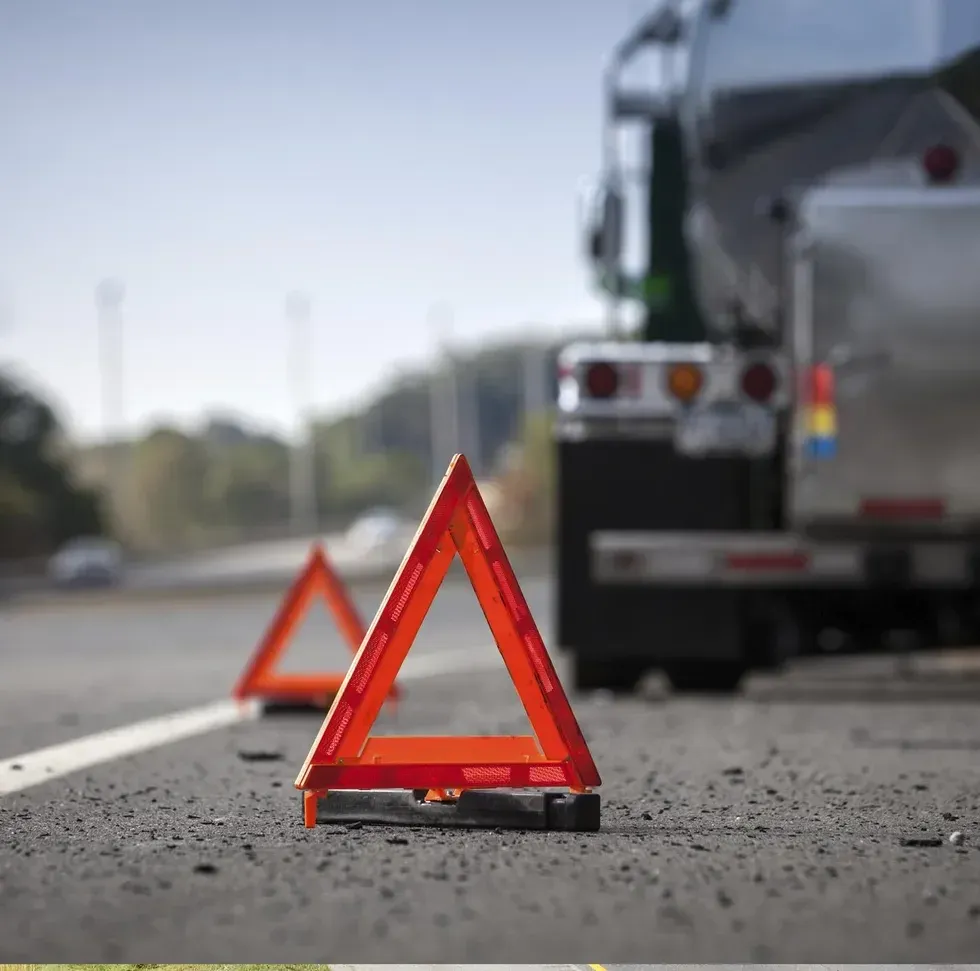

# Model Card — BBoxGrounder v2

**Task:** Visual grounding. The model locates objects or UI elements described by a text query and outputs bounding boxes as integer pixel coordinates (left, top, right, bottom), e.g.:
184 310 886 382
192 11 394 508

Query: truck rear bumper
591 530 979 589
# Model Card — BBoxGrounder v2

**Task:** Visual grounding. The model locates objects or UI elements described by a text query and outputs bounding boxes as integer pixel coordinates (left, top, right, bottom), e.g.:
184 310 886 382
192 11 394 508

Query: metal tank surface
682 0 980 535
681 0 980 333
788 182 980 534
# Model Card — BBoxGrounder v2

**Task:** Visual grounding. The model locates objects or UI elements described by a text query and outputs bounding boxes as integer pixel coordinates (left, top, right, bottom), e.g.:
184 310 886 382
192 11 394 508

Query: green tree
129 427 211 549
203 438 291 535
314 414 428 520
0 371 104 558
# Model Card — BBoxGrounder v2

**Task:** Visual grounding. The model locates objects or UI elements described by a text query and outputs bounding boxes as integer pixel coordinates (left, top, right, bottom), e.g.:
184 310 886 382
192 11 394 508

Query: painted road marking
0 698 260 796
0 645 504 797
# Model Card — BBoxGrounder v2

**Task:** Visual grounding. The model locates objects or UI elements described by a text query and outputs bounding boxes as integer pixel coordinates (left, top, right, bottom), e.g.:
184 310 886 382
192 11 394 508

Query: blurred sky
2 0 976 442
0 0 649 440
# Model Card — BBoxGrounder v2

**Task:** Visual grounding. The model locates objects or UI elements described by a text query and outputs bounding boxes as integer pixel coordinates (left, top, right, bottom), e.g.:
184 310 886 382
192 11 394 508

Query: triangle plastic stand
294 454 601 831
232 542 400 710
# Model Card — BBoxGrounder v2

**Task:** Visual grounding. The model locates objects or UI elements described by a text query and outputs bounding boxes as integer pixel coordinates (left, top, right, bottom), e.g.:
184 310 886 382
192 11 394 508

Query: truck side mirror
588 226 604 262
586 183 625 269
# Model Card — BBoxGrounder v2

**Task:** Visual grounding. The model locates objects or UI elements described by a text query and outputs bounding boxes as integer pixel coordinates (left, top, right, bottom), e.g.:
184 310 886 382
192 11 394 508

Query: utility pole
285 291 318 536
95 278 126 528
428 303 459 487
521 341 551 418
455 334 481 475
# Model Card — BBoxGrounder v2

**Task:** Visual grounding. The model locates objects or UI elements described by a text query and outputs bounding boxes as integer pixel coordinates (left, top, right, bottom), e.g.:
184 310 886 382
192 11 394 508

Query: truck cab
555 0 980 694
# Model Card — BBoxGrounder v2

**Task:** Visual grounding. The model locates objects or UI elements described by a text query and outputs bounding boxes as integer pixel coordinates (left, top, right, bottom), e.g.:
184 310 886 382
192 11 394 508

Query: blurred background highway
0 356 557 601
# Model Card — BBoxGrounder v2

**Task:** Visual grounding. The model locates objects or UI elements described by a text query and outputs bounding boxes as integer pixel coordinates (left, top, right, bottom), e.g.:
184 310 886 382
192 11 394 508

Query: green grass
6 966 330 971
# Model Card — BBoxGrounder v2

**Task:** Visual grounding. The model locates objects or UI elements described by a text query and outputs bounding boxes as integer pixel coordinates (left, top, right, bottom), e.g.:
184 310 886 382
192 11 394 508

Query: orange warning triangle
232 543 400 707
294 454 600 813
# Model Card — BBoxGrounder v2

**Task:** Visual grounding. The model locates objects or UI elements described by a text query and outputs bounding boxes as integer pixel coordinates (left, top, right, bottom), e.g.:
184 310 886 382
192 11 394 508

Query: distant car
344 507 408 555
47 537 123 588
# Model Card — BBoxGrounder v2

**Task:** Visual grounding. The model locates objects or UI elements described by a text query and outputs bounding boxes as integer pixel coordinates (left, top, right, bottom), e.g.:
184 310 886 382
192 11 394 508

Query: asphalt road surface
3 576 980 962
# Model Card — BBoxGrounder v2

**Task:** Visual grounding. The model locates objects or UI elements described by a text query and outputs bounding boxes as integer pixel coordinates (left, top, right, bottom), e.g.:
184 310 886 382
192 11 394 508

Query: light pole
285 291 317 536
521 341 551 418
95 278 126 523
428 303 459 486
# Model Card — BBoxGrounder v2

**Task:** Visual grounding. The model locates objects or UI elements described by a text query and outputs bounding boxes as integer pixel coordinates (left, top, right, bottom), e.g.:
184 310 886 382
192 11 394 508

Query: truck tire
745 596 804 670
572 655 649 694
663 660 747 694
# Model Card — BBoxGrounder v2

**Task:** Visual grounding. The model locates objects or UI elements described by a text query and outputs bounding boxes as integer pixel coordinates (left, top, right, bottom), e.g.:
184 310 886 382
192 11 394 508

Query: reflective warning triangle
232 543 400 707
294 454 600 813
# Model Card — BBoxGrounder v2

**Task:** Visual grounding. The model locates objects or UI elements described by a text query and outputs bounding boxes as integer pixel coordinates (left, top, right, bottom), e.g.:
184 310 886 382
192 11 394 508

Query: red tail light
584 362 619 398
923 144 959 184
741 361 776 403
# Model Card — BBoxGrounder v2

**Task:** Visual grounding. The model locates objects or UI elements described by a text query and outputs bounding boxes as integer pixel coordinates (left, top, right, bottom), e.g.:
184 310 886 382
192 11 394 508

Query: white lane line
0 646 504 796
0 698 261 796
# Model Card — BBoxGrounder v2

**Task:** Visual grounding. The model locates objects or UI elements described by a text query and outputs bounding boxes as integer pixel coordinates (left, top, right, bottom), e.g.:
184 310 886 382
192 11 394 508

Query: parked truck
555 0 980 693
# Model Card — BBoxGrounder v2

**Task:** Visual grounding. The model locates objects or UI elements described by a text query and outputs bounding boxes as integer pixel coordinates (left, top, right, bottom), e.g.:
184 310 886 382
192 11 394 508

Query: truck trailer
555 0 980 693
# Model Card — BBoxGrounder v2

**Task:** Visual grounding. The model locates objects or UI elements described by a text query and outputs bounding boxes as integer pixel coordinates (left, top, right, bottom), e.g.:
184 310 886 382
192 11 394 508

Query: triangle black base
312 788 601 832
259 700 332 717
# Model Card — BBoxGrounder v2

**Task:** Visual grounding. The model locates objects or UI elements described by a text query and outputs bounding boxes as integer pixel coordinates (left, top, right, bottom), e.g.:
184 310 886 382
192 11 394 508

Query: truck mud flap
556 437 775 650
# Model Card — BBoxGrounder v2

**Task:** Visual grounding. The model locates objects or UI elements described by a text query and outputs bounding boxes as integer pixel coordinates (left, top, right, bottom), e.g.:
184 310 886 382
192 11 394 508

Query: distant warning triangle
295 454 600 818
232 543 400 708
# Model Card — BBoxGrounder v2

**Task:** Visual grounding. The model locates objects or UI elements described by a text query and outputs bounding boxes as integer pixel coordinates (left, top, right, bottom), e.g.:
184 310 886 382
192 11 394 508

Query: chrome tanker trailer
556 0 980 693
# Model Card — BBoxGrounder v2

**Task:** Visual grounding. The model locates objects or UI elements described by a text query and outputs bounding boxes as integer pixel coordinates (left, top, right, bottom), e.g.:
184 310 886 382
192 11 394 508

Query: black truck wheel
663 659 748 694
660 596 801 693
572 654 649 694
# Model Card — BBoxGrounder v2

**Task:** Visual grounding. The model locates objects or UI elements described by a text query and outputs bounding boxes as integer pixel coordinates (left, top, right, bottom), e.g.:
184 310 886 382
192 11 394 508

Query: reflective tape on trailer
589 531 973 587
